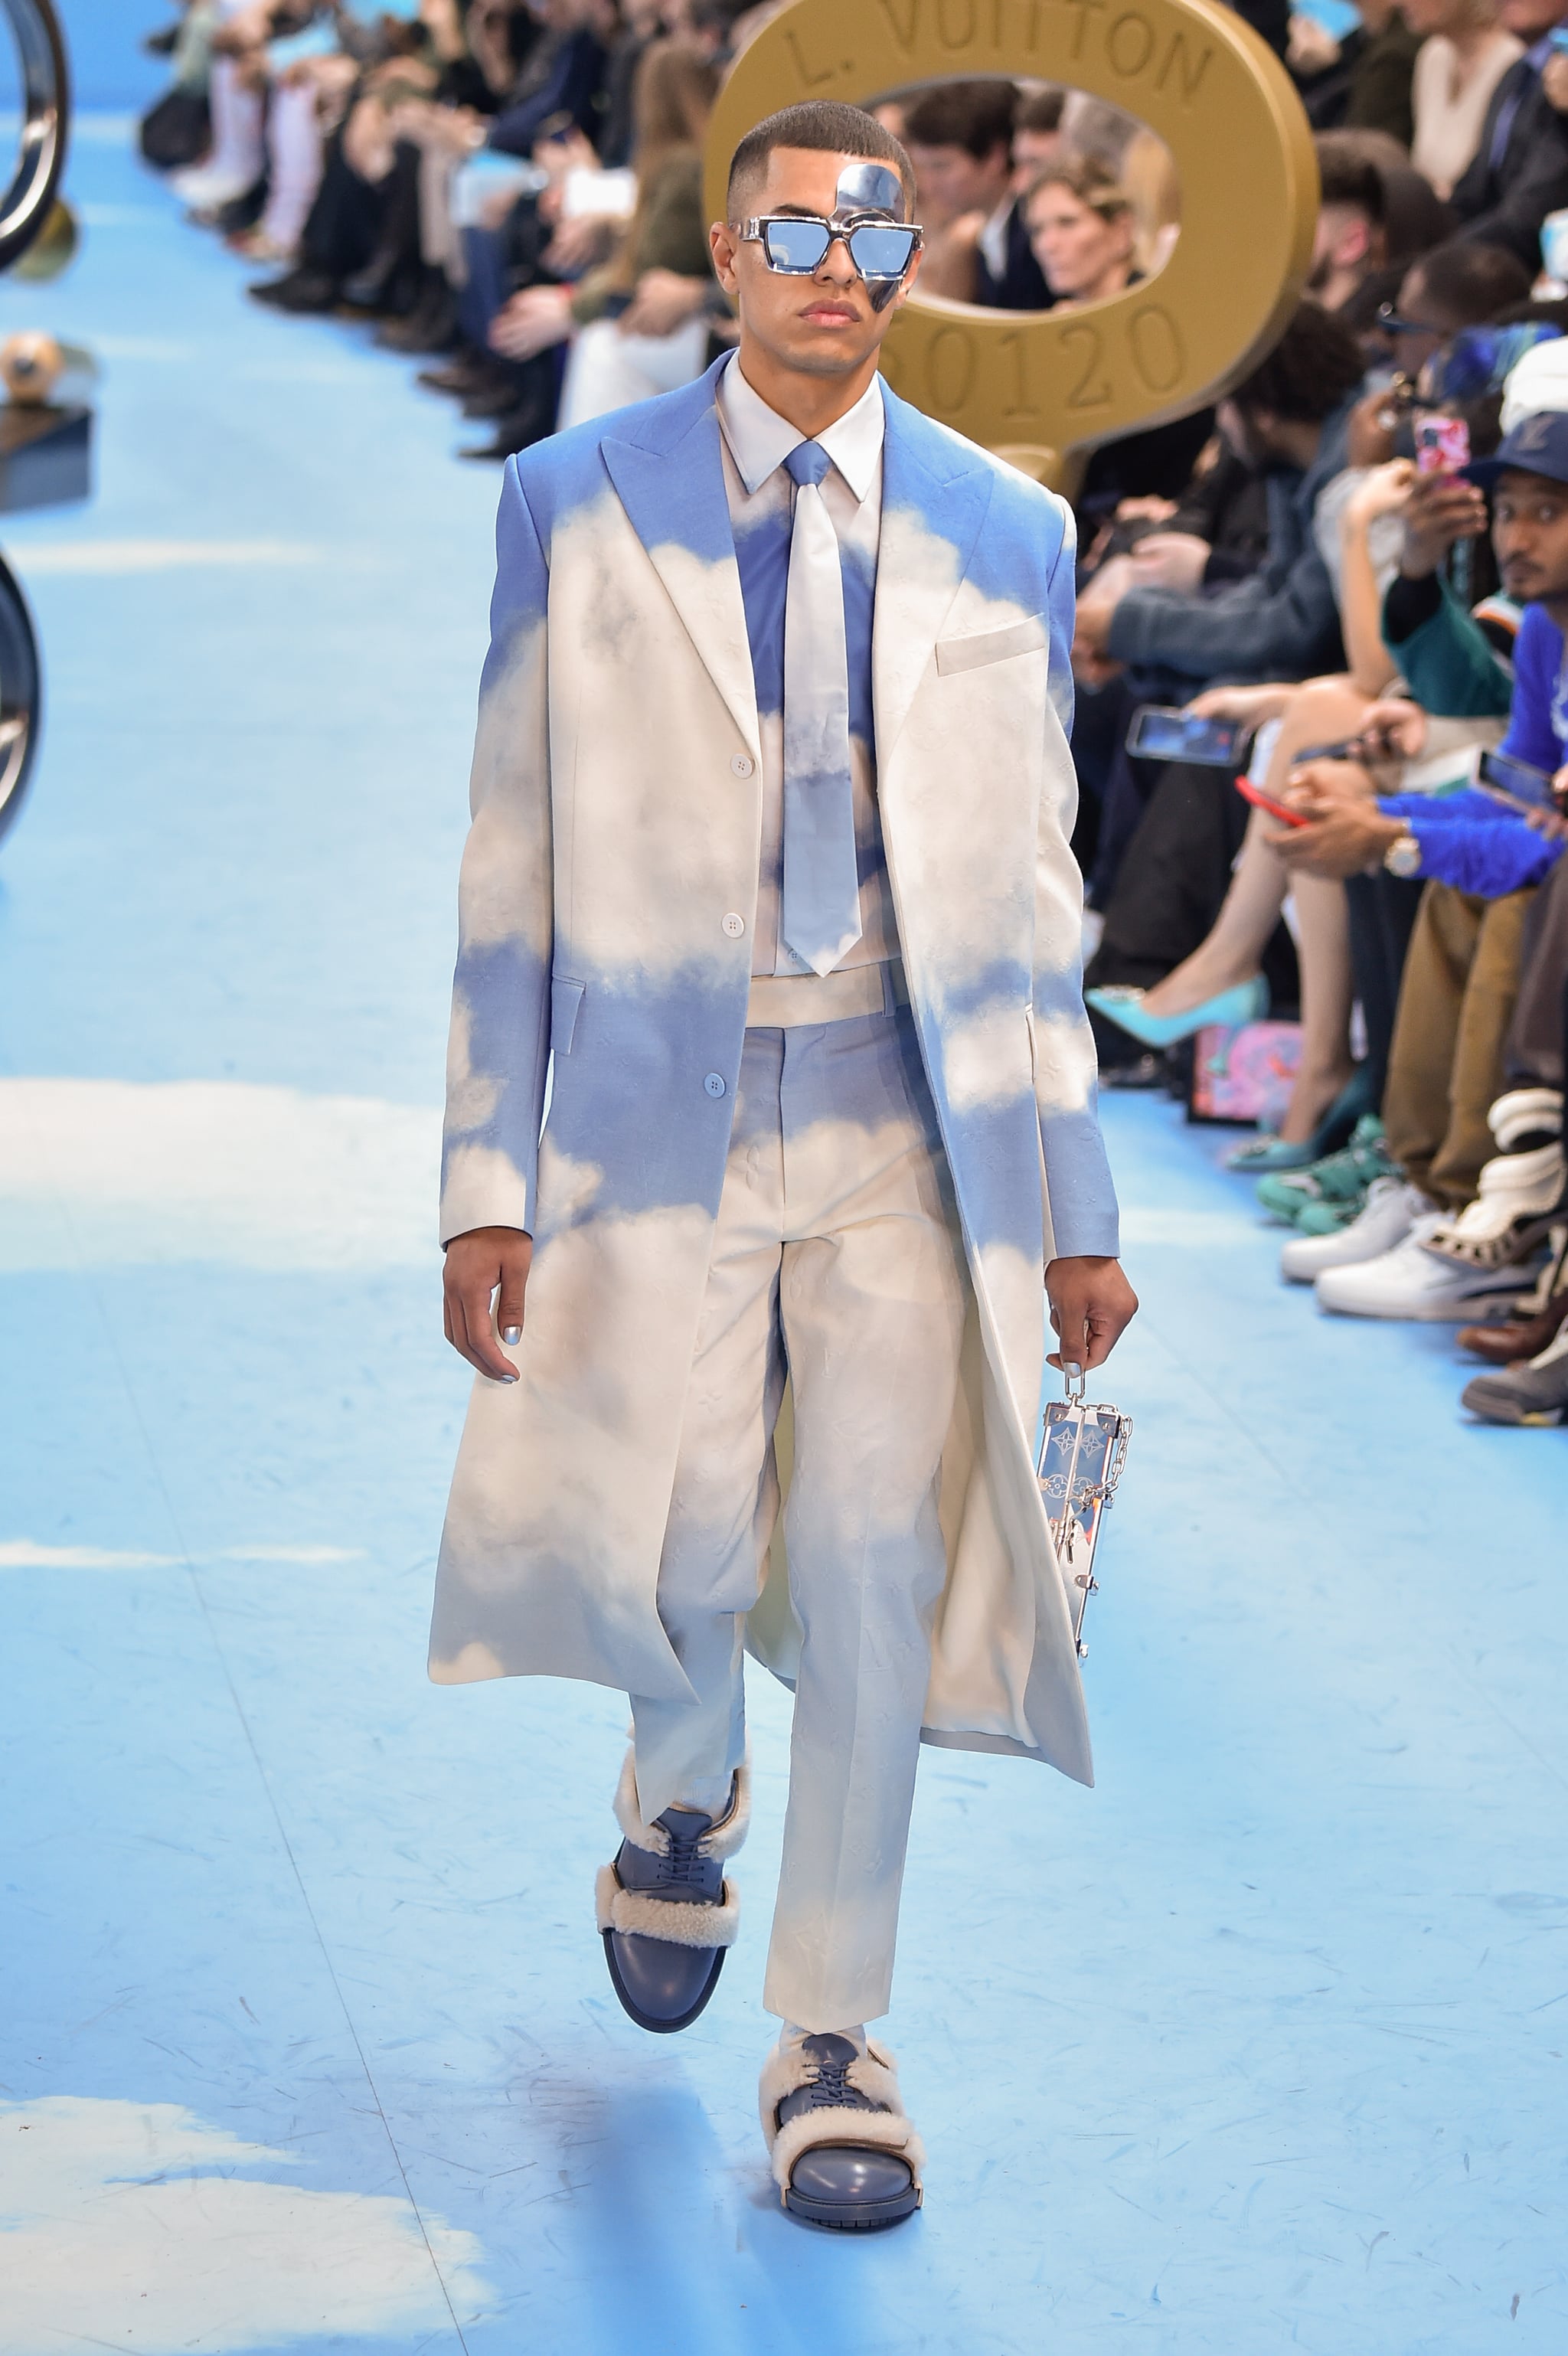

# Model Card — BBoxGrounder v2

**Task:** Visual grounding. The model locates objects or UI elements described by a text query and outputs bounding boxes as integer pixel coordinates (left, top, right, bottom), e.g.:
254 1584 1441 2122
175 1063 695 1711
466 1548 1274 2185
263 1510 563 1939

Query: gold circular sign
704 0 1318 487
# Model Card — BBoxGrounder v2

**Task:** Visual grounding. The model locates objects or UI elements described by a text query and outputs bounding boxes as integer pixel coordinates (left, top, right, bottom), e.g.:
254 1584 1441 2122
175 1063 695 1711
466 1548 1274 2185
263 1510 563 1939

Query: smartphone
1234 773 1311 828
1478 748 1560 811
1549 22 1568 48
1126 704 1251 766
1415 416 1471 477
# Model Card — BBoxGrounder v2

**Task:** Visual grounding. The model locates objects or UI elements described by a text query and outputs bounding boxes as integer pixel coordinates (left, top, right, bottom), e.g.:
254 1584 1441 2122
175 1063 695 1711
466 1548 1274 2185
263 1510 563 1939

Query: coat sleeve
439 460 554 1246
1032 502 1121 1262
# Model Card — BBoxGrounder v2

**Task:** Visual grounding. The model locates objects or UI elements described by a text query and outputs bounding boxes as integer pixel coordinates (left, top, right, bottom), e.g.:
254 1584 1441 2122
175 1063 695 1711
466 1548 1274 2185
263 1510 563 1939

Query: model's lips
799 301 860 325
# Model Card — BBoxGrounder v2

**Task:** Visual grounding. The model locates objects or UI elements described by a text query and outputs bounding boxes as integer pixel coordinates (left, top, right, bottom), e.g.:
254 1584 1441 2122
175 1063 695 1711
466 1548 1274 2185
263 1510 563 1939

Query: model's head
711 102 922 383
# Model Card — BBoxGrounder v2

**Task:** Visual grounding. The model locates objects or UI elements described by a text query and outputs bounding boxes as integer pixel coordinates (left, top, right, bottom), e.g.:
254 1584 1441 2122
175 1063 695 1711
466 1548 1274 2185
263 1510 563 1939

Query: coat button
721 912 746 938
704 1072 727 1098
730 753 754 778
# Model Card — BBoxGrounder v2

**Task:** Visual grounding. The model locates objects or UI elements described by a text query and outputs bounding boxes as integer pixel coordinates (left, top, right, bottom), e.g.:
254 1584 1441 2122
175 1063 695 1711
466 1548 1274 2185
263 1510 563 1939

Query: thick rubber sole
600 1927 725 2035
782 2168 920 2232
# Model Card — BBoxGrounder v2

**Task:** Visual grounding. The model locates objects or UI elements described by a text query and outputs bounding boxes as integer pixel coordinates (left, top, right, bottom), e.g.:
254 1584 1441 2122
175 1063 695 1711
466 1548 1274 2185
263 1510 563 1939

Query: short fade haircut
902 78 1017 162
1314 132 1385 224
727 101 915 216
1406 237 1533 327
1231 299 1366 424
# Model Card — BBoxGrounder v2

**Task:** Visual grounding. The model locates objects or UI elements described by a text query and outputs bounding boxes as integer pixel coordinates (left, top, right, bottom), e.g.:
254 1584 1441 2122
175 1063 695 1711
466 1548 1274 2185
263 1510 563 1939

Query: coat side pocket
550 975 585 1056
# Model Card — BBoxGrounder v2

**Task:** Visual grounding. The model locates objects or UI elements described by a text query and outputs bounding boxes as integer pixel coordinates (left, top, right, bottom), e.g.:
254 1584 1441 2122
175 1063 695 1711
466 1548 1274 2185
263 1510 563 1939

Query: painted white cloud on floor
0 1078 437 1271
0 1541 363 1571
3 540 325 577
0 2096 487 2354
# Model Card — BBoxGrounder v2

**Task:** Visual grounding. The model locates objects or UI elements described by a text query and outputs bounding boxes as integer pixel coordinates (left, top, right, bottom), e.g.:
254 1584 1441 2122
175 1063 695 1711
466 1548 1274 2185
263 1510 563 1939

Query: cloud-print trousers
629 1005 969 2031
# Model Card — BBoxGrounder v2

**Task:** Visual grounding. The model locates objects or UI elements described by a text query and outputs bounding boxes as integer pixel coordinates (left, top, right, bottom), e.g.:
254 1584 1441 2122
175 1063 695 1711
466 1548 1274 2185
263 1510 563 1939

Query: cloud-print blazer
430 357 1119 1785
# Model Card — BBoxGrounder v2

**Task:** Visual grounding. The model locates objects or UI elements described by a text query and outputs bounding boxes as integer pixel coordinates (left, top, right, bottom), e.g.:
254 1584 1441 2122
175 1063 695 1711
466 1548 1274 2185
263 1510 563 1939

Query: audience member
1406 0 1524 199
1292 0 1420 142
1450 0 1568 265
1309 134 1389 312
901 80 1050 308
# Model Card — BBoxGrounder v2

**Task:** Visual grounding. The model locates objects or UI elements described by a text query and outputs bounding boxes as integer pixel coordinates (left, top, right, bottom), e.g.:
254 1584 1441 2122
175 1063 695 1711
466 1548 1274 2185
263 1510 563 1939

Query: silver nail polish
501 1325 521 1345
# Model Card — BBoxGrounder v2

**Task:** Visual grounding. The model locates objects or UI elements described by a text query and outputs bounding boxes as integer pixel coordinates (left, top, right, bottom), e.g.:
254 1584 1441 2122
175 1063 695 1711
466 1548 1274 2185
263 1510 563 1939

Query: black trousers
1344 870 1426 1113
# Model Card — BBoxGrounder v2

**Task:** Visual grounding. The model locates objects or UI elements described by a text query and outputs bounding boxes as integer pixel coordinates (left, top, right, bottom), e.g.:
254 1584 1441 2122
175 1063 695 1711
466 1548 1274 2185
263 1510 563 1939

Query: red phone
1234 773 1311 828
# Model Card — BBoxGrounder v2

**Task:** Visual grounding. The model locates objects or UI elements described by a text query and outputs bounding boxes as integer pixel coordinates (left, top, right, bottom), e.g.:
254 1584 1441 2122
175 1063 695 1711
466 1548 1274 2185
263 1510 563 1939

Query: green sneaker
1293 1195 1365 1237
1255 1116 1394 1224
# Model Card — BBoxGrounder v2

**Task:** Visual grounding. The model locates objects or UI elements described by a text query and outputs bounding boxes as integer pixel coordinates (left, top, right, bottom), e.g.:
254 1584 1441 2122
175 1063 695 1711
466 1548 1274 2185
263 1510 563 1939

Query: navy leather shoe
762 2033 924 2230
595 1753 747 2034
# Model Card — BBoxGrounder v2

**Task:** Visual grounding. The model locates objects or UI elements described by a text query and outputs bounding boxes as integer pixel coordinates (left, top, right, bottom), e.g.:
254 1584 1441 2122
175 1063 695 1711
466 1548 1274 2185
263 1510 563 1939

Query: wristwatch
1383 829 1423 880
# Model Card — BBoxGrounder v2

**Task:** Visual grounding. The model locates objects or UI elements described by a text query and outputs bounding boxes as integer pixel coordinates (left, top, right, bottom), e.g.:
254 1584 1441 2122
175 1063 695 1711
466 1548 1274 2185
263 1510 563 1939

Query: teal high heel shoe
1085 975 1269 1050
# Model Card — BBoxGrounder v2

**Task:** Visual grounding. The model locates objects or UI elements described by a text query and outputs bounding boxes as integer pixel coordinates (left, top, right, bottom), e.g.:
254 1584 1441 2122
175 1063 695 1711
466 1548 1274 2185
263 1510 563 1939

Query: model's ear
710 219 741 299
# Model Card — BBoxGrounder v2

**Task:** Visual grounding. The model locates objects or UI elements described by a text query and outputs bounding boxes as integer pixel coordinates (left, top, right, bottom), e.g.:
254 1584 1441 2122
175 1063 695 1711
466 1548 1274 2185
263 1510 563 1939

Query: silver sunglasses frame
739 214 924 283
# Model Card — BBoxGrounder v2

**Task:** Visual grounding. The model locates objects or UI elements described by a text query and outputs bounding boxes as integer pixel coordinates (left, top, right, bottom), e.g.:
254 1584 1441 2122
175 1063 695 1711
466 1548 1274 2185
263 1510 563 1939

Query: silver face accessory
737 157 918 311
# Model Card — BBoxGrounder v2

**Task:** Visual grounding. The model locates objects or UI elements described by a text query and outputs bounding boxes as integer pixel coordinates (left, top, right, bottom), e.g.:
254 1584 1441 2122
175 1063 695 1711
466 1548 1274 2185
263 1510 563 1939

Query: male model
433 99 1136 2232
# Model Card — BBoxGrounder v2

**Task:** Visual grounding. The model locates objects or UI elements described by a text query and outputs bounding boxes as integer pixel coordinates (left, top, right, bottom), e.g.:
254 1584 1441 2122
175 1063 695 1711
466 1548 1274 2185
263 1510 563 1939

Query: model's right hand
443 1225 532 1384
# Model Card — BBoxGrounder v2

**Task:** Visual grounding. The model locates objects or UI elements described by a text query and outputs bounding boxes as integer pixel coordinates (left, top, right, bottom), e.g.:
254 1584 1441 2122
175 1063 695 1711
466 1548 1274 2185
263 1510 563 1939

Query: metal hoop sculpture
0 547 40 845
0 0 68 844
0 0 67 274
704 0 1318 489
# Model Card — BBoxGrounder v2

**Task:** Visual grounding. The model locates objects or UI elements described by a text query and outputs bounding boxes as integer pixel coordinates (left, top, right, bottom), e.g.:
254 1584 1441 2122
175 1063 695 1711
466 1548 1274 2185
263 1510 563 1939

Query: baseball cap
1465 409 1568 491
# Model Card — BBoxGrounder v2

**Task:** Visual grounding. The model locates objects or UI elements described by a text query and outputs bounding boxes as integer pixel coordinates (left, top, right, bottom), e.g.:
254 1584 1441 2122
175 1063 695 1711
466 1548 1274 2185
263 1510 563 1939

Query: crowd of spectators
140 0 1568 1423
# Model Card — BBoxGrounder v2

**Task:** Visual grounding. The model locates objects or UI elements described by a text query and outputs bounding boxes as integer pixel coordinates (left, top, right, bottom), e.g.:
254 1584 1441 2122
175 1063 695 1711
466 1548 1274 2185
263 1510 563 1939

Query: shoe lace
799 2052 873 2113
660 1820 710 1888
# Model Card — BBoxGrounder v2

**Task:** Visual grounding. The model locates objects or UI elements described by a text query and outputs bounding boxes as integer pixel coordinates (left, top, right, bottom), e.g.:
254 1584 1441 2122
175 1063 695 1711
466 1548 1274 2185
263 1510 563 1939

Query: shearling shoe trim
595 1861 740 1948
759 2039 925 2193
612 1747 752 1861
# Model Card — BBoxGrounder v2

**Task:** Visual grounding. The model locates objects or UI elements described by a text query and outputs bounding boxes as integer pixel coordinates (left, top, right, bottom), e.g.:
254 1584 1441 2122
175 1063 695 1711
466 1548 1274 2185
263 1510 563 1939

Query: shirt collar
716 352 884 504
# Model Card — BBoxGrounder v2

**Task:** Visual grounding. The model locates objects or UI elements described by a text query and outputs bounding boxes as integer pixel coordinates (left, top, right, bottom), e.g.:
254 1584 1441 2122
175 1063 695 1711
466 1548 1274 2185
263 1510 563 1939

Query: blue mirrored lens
764 220 831 272
847 224 916 278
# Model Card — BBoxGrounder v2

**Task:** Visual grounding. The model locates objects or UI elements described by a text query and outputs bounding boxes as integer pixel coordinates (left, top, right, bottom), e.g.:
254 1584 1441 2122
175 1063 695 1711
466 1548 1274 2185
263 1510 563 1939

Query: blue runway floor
1 124 1564 2356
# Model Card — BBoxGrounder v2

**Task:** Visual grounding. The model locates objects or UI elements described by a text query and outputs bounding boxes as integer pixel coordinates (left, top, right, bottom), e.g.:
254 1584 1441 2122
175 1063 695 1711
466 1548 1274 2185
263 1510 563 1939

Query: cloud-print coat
431 358 1119 1786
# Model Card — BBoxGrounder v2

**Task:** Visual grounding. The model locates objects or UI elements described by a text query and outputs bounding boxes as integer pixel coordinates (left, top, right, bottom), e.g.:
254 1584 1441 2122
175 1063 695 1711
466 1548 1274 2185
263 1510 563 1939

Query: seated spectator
1009 83 1068 202
486 0 612 158
901 79 1050 309
1406 0 1524 199
1291 0 1420 142
1076 301 1368 696
1262 405 1568 1319
1451 0 1568 266
1364 231 1531 381
485 38 719 433
1023 155 1138 310
1308 134 1389 314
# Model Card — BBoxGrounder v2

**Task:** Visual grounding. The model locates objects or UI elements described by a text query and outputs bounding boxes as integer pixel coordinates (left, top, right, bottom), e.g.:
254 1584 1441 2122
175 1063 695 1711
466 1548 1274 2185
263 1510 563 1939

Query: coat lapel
874 386 996 760
599 365 760 761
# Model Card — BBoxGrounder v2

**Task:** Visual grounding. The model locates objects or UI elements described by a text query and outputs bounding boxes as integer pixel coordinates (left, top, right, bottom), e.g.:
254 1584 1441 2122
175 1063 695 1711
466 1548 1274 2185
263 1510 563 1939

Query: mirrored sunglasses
742 214 922 282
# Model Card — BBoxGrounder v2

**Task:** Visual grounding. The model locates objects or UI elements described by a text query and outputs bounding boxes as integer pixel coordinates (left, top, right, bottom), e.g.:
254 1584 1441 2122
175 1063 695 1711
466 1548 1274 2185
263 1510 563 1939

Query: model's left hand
1045 1256 1138 1372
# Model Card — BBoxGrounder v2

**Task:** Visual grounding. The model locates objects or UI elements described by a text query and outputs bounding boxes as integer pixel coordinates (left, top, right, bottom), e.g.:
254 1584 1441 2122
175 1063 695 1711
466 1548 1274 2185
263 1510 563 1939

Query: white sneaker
1281 1178 1429 1284
1315 1211 1540 1321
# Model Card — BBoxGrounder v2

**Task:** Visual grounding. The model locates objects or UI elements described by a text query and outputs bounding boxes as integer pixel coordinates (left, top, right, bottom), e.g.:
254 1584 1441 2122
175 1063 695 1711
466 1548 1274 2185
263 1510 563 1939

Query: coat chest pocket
551 975 585 1055
935 612 1048 675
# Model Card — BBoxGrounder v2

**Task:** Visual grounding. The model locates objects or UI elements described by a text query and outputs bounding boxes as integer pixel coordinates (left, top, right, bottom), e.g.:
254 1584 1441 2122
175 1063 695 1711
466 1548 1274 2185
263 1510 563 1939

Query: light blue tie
781 440 863 976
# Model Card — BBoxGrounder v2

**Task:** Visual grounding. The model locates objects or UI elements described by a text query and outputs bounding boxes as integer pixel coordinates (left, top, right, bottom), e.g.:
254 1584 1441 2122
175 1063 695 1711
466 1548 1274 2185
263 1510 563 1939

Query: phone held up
1125 704 1253 766
1415 416 1471 477
1478 747 1564 813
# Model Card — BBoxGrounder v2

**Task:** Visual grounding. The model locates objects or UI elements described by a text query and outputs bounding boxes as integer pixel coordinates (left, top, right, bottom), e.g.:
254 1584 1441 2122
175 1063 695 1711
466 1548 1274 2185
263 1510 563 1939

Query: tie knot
785 440 831 489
